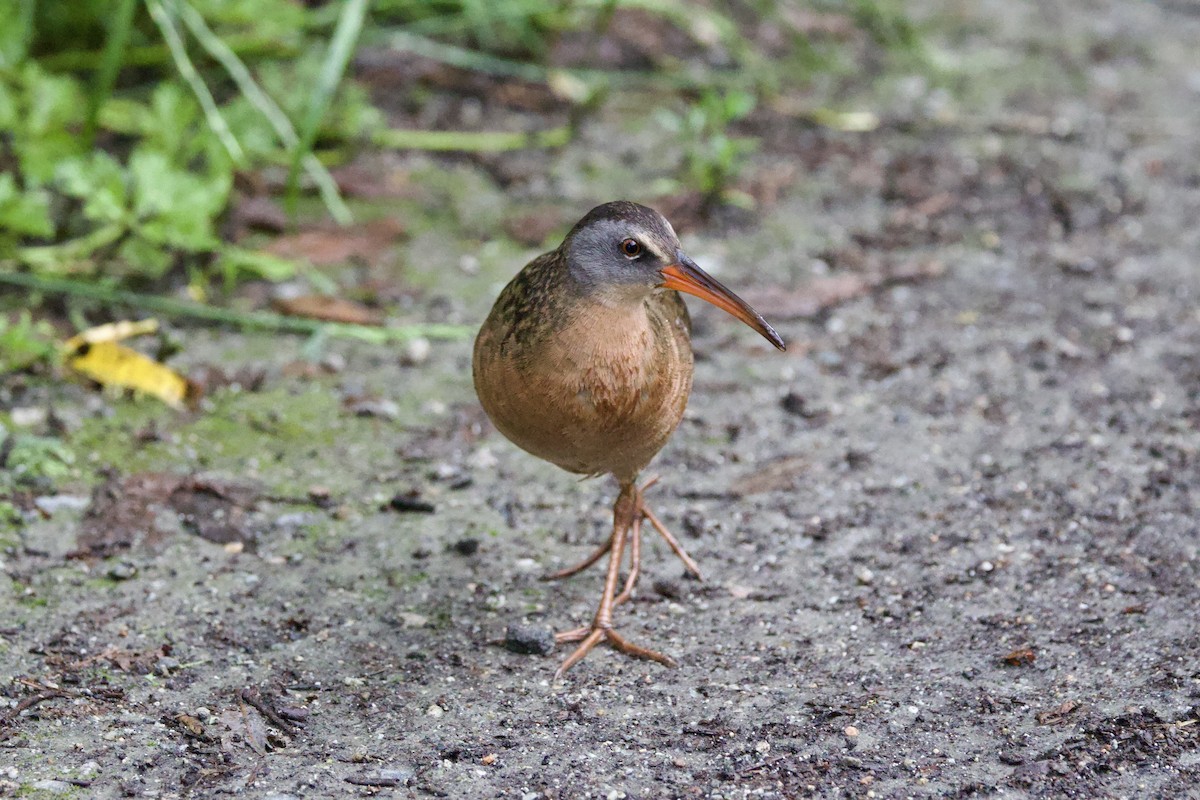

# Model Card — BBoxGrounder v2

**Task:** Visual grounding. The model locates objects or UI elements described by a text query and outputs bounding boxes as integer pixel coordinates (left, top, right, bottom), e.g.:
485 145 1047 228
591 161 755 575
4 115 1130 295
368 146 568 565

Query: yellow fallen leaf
64 320 193 408
64 318 159 349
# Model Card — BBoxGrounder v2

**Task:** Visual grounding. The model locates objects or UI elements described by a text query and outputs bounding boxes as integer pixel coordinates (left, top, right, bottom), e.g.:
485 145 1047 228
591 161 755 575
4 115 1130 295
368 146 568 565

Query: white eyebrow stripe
643 241 672 262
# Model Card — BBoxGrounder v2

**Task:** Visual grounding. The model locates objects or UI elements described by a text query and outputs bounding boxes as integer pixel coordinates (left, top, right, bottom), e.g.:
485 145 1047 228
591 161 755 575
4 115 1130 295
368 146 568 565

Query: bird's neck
580 282 657 311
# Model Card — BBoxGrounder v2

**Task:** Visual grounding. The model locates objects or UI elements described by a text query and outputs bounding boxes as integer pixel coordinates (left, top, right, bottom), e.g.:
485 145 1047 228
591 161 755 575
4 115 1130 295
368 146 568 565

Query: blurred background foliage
0 0 923 369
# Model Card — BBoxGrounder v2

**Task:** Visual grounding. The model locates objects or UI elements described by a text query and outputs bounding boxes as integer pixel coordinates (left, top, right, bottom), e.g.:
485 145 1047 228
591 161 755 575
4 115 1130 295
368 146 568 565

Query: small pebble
107 562 138 581
277 705 309 723
426 704 444 718
378 767 414 783
653 578 683 599
347 398 400 420
30 780 73 794
504 624 556 656
398 612 428 628
452 538 480 556
155 656 181 675
11 407 47 427
388 491 435 514
33 495 90 515
844 725 860 737
400 337 432 367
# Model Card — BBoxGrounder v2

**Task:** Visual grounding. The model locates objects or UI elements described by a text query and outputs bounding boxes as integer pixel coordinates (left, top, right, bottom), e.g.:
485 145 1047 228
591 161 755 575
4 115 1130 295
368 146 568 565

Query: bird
473 201 785 678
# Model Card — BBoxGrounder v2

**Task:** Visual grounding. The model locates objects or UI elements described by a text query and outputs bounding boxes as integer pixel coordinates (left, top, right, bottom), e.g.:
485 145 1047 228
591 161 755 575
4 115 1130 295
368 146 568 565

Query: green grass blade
84 0 139 145
176 1 351 225
145 0 245 164
0 269 472 344
9 0 37 65
285 0 368 221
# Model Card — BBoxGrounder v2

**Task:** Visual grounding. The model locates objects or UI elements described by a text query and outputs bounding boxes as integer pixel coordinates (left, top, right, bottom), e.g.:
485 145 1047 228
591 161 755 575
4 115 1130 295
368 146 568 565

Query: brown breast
474 290 693 483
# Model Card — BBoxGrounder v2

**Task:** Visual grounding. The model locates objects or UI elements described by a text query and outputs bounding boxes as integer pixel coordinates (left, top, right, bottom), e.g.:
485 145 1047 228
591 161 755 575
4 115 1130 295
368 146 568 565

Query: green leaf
0 74 17 129
0 173 54 238
13 64 89 183
143 82 205 160
0 311 59 373
129 149 228 251
55 151 130 225
116 235 173 278
0 0 35 69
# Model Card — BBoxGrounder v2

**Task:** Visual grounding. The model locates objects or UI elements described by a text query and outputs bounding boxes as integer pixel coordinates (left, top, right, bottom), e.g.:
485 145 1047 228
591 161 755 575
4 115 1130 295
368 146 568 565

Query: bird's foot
546 480 695 677
553 623 676 679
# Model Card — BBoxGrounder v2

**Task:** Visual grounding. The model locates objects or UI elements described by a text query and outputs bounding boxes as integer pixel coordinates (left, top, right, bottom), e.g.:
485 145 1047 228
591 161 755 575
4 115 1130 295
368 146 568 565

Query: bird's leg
640 504 702 580
544 476 701 584
553 483 675 678
636 476 702 581
613 513 641 606
541 537 611 581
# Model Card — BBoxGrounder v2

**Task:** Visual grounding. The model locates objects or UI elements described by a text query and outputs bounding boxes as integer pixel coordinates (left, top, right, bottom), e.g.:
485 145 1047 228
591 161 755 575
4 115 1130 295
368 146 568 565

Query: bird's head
562 201 785 350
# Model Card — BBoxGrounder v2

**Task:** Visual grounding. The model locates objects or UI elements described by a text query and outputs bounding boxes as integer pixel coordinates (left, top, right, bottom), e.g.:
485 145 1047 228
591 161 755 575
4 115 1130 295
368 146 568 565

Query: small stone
378 767 414 783
277 705 309 723
400 337 432 367
33 495 89 515
844 725 860 737
398 612 428 628
855 567 875 585
481 753 497 765
31 780 73 794
107 561 138 581
451 538 480 556
155 656 181 675
504 624 556 656
468 447 498 470
387 491 435 514
11 407 47 427
426 704 444 718
347 398 400 420
888 704 920 732
653 578 683 599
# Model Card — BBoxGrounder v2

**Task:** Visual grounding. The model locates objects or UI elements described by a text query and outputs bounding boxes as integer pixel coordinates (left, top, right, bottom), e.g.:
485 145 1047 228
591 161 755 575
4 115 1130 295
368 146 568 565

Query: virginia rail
473 201 785 677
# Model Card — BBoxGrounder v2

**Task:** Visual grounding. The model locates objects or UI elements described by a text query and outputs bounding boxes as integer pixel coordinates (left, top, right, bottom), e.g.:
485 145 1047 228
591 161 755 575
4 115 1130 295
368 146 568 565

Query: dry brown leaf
264 218 406 266
1002 646 1037 667
271 295 384 326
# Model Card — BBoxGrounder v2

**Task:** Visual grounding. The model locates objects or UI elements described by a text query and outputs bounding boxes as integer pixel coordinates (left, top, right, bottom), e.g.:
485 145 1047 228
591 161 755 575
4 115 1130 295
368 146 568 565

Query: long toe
553 625 677 678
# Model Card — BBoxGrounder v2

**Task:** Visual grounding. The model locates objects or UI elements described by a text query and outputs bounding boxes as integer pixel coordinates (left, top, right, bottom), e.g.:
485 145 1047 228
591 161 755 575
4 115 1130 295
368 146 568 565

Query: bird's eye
620 238 642 258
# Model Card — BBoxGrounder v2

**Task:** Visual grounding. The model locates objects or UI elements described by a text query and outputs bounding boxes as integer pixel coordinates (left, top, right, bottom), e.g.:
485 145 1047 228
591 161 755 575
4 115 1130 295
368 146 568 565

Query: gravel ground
3 1 1200 798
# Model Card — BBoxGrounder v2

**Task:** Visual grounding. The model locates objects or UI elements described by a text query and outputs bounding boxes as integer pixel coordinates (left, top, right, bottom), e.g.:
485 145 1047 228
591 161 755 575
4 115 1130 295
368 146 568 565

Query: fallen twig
239 687 299 736
0 689 69 733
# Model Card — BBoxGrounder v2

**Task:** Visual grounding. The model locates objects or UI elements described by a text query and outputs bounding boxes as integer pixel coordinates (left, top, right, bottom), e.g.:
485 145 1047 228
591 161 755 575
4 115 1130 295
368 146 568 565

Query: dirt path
3 1 1200 797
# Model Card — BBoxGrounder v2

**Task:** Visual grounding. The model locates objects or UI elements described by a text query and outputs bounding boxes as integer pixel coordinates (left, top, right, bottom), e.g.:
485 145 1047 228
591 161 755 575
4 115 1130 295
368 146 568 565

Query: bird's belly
474 307 693 481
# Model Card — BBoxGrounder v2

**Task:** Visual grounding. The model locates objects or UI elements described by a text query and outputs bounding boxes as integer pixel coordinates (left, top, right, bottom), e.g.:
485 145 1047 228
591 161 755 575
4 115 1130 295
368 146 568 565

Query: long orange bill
660 252 786 351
